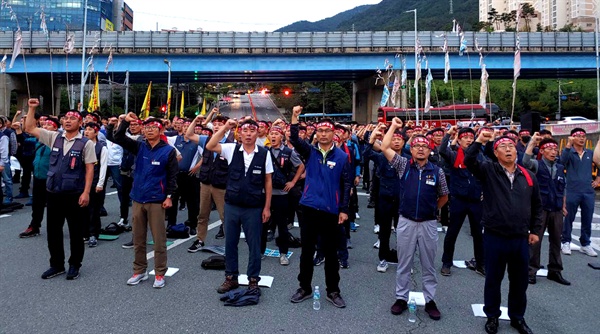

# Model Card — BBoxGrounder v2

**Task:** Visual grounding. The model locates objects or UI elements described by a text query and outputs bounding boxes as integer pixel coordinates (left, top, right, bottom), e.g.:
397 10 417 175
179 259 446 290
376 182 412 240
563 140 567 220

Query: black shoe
41 267 65 279
215 225 225 239
326 292 346 308
528 275 537 284
66 265 80 280
547 271 571 286
424 300 441 320
122 239 134 249
189 227 197 236
475 266 486 277
485 317 499 334
339 259 349 269
187 239 205 253
266 230 275 242
99 207 108 217
14 193 30 199
179 203 186 211
290 288 312 303
367 201 375 209
465 258 477 270
510 319 533 334
19 226 40 238
391 299 408 315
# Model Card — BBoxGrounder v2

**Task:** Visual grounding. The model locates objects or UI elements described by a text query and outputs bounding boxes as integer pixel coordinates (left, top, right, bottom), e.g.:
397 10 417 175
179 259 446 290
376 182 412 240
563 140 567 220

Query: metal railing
0 30 597 54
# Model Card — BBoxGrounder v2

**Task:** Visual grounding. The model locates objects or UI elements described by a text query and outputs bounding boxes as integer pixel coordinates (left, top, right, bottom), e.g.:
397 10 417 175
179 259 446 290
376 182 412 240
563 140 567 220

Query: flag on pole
0 55 7 73
479 64 489 107
140 81 152 120
64 33 75 54
200 97 207 116
401 58 407 87
380 85 390 107
424 68 433 113
514 6 522 81
390 70 401 103
166 87 172 119
87 74 100 112
459 32 467 56
9 29 22 69
179 91 185 118
104 47 113 73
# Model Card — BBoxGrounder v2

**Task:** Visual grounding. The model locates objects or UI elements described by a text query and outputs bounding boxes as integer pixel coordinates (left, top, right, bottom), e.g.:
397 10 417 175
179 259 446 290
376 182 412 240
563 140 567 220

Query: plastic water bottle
408 297 417 323
313 286 321 310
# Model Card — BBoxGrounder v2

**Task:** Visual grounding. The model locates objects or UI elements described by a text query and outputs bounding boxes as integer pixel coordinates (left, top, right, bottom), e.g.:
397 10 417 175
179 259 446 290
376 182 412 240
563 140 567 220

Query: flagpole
124 70 129 112
79 0 88 112
406 9 418 125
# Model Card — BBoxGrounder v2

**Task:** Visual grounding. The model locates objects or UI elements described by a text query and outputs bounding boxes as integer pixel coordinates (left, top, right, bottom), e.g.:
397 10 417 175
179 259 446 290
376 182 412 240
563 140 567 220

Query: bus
377 104 496 128
299 113 353 123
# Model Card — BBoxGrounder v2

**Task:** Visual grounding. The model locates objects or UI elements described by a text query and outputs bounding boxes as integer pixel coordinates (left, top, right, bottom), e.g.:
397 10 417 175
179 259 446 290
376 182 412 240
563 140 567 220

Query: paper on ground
536 269 548 277
240 232 245 239
472 304 509 321
453 260 468 269
408 291 426 306
238 275 273 288
437 226 447 233
293 221 299 228
149 267 179 277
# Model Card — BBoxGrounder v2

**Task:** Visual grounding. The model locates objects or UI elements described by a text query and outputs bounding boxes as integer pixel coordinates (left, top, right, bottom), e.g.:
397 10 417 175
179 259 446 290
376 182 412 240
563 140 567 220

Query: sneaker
340 260 349 269
41 267 65 279
127 272 148 285
355 213 360 220
66 265 80 280
19 226 40 238
350 222 357 232
290 288 312 303
217 275 239 294
122 239 134 249
561 242 571 255
313 256 325 266
14 193 30 199
215 225 225 239
377 260 388 273
373 240 380 249
391 299 408 315
373 225 380 234
440 265 452 276
88 236 98 248
391 226 396 234
116 218 128 227
248 277 260 291
153 275 165 288
579 245 598 257
187 239 205 253
326 291 346 308
279 254 289 266
346 239 353 249
425 300 441 320
465 258 477 270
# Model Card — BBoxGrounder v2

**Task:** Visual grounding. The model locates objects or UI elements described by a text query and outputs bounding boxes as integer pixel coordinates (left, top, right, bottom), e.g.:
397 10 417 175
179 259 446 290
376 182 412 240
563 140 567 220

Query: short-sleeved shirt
37 128 97 165
220 143 273 175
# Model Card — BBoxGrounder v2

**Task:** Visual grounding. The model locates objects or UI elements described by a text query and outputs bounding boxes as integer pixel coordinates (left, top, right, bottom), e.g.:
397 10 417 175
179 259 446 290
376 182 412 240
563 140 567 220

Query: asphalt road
219 94 283 121
1 187 599 334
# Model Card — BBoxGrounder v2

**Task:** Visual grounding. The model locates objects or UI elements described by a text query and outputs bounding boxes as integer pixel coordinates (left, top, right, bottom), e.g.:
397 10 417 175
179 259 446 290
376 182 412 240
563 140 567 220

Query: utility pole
79 0 88 112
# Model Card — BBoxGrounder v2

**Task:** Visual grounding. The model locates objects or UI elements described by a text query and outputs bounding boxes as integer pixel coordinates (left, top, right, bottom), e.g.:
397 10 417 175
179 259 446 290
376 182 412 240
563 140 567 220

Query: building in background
0 0 133 32
480 0 597 32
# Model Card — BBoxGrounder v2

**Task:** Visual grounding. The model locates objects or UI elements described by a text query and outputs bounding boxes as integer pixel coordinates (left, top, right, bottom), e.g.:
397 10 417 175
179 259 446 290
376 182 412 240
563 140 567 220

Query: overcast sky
124 0 382 32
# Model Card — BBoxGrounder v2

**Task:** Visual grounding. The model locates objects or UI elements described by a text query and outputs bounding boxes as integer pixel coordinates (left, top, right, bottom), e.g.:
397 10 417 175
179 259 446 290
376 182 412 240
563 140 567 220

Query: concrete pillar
0 74 26 116
353 75 383 124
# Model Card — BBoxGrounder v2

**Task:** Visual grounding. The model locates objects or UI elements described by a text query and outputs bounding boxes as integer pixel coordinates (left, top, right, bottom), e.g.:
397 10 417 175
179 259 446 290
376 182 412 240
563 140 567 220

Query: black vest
225 144 268 208
46 136 89 194
269 146 294 190
537 160 565 212
198 148 230 189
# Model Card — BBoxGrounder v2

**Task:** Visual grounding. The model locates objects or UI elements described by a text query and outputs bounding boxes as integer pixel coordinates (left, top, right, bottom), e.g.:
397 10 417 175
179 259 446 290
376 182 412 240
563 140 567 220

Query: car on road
559 116 596 124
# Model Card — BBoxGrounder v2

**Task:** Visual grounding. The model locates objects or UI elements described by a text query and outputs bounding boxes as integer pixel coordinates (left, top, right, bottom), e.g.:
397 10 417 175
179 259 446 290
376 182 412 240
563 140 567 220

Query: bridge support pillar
0 74 62 116
353 75 382 124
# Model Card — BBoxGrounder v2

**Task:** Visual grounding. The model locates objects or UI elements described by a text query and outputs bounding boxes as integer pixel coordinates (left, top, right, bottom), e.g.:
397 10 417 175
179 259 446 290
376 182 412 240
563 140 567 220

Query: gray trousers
395 216 438 302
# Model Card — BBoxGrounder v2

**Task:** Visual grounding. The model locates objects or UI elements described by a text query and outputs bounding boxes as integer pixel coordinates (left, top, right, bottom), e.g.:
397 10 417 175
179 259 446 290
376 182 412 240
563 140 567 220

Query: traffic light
284 89 290 96
160 105 166 113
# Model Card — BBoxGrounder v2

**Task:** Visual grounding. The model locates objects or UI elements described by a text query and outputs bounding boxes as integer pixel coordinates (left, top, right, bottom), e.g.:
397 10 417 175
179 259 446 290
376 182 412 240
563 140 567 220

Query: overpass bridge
0 30 598 121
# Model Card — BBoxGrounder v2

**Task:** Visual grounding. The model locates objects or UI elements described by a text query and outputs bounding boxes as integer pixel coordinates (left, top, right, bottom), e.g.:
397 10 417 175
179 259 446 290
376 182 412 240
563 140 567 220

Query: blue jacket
290 124 352 215
399 160 442 221
536 160 565 212
363 143 401 198
560 147 595 194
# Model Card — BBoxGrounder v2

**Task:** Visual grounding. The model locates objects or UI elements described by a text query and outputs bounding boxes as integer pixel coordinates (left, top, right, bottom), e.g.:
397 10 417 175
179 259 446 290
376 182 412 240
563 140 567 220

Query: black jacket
464 142 543 238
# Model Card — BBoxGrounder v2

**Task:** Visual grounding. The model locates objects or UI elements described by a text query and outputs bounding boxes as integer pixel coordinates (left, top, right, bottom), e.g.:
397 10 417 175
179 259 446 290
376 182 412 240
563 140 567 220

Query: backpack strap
517 165 533 187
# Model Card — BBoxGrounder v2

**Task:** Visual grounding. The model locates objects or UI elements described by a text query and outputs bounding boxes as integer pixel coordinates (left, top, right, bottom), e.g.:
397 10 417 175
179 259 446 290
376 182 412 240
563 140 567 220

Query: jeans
3 161 13 202
562 191 594 246
224 203 263 280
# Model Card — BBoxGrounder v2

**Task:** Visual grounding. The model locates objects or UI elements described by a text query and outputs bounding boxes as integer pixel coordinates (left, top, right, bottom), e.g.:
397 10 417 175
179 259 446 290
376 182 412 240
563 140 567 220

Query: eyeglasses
144 126 160 131
411 145 429 150
495 144 515 150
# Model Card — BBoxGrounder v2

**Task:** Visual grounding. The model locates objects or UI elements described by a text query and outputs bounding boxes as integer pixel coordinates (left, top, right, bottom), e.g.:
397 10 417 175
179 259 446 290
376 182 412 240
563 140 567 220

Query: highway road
1 188 599 333
219 94 284 122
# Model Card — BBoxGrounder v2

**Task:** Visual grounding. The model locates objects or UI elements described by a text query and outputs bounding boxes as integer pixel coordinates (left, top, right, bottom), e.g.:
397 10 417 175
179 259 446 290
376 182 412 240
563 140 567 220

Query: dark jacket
362 143 401 198
290 124 352 215
465 142 543 238
439 134 483 201
113 120 178 203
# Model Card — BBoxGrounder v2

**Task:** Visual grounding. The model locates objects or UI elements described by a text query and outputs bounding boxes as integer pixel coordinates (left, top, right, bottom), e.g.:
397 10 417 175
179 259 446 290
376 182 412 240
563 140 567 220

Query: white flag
452 19 457 34
401 58 407 86
480 64 489 106
0 54 7 73
459 32 467 56
64 33 75 54
9 29 22 69
444 52 450 84
105 47 113 73
40 11 48 37
390 70 401 102
424 68 433 113
514 7 522 80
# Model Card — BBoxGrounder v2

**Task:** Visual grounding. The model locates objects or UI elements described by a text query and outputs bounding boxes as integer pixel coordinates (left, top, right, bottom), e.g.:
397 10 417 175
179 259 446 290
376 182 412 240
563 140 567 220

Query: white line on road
0 214 11 218
146 220 222 260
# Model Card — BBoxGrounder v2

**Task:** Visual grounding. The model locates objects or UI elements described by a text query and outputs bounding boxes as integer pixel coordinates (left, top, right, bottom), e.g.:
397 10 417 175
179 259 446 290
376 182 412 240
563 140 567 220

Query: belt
403 216 435 223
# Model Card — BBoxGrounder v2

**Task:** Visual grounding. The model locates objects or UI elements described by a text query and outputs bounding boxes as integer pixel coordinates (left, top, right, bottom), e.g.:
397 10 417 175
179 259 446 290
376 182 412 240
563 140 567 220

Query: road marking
106 191 118 196
571 222 600 231
146 220 222 260
0 214 11 218
357 192 369 197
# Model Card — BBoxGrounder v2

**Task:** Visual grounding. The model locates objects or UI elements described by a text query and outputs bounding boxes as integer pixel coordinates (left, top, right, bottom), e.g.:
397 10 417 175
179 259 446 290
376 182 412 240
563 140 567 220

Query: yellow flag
87 74 100 113
200 98 207 116
166 87 172 120
180 91 185 118
140 81 152 119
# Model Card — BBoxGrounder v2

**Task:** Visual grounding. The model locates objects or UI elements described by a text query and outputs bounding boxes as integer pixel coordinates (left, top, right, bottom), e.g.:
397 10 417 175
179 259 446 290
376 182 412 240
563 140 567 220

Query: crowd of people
4 99 599 334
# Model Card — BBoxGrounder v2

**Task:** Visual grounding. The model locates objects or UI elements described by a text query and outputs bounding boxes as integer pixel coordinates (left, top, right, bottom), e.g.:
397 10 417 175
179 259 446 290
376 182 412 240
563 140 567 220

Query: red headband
65 111 82 120
458 132 475 139
494 137 515 150
392 132 403 138
333 134 341 143
86 124 100 132
45 120 58 128
316 122 334 130
432 130 444 136
145 121 163 130
269 126 285 136
257 121 269 127
411 136 430 147
240 123 258 130
540 142 558 150
572 131 586 137
519 130 530 135
413 126 423 131
505 133 518 140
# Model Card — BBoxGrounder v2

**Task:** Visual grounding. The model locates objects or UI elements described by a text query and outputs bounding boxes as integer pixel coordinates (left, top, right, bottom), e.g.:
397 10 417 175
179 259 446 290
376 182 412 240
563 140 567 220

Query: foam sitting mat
148 240 174 246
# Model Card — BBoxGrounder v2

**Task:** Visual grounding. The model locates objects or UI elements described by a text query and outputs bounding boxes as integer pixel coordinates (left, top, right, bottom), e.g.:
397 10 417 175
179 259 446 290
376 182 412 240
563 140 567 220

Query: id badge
253 169 261 174
152 161 160 166
425 179 436 186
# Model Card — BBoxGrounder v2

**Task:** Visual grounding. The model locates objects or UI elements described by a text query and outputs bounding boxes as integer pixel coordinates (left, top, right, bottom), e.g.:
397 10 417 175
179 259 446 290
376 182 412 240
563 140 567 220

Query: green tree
520 3 536 32
528 101 549 113
488 8 501 31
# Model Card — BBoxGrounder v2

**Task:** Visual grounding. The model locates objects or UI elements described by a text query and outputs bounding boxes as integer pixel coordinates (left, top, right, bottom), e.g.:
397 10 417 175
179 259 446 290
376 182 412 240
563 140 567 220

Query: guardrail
0 31 597 55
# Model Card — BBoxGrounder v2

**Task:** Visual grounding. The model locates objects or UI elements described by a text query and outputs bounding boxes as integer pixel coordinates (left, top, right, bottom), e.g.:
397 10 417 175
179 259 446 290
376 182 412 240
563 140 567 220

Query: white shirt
220 143 273 175
106 140 123 167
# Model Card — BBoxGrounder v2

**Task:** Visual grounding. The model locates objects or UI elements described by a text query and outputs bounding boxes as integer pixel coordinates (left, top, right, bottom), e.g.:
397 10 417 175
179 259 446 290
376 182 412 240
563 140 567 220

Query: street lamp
557 80 573 120
405 9 418 124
